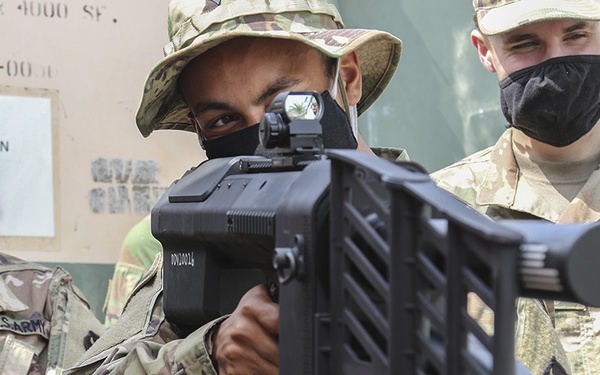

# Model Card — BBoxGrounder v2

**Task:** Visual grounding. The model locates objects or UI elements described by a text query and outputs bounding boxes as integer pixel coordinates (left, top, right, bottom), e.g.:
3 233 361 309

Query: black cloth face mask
202 90 357 159
499 55 600 147
201 123 260 159
319 90 358 149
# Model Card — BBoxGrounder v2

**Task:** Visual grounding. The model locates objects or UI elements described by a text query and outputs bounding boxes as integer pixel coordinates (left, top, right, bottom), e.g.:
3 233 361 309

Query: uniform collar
476 129 600 223
476 129 519 209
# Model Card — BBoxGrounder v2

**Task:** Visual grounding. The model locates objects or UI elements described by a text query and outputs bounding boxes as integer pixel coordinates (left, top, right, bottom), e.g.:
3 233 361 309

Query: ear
471 30 496 73
187 112 205 147
339 51 362 105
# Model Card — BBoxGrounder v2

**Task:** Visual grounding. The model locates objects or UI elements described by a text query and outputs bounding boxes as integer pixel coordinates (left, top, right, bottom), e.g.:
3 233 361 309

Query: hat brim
477 0 600 35
136 27 401 137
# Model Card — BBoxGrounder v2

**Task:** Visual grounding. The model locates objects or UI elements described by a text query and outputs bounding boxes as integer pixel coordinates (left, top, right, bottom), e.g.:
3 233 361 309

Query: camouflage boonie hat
136 0 402 137
474 0 600 35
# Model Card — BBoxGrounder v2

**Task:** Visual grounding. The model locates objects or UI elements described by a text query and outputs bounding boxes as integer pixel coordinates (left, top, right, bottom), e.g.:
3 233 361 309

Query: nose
246 107 267 127
544 40 570 61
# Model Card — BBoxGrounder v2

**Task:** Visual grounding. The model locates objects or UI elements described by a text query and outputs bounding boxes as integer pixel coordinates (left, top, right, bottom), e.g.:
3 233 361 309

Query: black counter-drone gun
152 91 600 375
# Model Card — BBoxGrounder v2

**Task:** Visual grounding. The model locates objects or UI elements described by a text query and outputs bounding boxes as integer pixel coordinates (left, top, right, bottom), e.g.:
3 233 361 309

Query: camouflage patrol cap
136 0 402 137
473 0 600 35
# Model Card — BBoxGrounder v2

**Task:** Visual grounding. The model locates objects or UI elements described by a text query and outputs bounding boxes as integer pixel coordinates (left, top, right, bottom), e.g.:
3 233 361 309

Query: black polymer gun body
152 91 600 375
153 91 330 328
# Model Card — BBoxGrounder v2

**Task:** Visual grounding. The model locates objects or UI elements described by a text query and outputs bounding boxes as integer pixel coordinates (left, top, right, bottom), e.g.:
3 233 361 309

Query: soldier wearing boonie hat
433 1 600 374
135 0 402 138
70 1 406 374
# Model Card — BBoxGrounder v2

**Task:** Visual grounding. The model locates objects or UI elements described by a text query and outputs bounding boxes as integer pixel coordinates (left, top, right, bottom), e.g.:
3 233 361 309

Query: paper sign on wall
0 95 54 237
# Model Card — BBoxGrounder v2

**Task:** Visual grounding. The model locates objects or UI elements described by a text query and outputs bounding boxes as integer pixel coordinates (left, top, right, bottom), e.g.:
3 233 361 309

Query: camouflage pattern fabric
370 146 410 163
0 252 104 375
67 148 408 374
66 252 222 375
103 215 162 328
432 128 600 375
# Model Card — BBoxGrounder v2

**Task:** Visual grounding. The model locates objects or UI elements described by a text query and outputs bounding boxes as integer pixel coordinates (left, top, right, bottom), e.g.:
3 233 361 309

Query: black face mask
499 55 600 147
320 90 358 149
201 123 260 159
202 90 357 159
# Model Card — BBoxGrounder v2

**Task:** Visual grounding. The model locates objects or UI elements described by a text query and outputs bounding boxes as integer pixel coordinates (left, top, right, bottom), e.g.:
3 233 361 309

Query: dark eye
200 114 245 139
211 115 238 128
511 41 537 51
566 32 588 41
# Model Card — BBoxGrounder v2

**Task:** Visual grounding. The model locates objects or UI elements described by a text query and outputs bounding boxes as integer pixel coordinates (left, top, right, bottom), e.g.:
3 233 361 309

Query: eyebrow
193 101 234 114
503 32 537 45
253 77 301 106
192 77 302 115
503 21 593 44
564 21 593 33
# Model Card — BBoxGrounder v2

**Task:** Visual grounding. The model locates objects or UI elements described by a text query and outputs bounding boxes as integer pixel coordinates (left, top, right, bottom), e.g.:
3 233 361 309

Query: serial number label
171 252 195 267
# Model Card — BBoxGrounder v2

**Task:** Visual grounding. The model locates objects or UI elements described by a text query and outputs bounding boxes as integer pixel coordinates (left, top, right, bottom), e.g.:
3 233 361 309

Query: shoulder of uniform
74 253 165 366
431 147 493 181
127 252 163 301
0 252 48 271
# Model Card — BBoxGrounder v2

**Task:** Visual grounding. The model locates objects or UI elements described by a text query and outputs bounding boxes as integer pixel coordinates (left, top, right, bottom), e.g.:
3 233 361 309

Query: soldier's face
179 37 332 141
477 20 600 80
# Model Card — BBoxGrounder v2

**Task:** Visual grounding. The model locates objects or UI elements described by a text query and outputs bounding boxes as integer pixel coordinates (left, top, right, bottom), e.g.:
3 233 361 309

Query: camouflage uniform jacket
68 148 409 374
103 215 162 328
101 146 410 328
432 129 600 375
66 252 221 374
0 252 105 375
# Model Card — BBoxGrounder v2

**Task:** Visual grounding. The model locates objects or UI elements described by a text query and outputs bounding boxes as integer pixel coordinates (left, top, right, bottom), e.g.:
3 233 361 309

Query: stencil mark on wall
91 158 113 183
108 186 130 213
89 157 166 214
132 160 159 184
89 188 106 214
112 159 132 183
